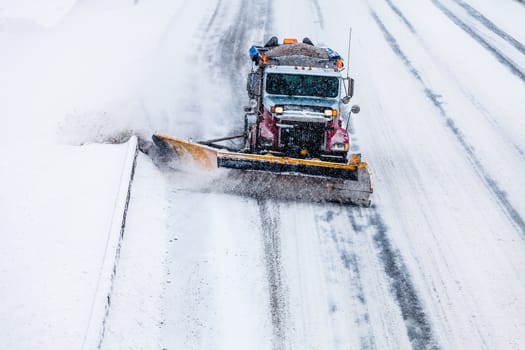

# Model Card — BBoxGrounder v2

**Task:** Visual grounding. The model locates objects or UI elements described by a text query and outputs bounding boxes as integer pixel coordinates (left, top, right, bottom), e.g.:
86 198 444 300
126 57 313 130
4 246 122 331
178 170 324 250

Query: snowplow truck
153 37 372 206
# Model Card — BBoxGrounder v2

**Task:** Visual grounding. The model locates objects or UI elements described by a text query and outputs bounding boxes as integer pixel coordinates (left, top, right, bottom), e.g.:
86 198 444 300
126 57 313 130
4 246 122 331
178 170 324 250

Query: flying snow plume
1 0 214 147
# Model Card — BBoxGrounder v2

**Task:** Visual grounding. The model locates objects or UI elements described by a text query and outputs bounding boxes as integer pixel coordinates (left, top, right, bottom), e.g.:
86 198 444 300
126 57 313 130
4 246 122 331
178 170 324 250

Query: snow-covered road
2 0 525 348
138 0 525 348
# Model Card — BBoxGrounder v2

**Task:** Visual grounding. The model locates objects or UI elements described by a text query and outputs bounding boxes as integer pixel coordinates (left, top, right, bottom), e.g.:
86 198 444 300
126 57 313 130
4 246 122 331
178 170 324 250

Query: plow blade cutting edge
153 134 373 206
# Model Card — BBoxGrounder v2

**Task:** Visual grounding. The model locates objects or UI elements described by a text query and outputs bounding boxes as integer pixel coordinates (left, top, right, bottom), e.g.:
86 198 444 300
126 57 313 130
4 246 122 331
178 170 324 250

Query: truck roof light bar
283 38 298 44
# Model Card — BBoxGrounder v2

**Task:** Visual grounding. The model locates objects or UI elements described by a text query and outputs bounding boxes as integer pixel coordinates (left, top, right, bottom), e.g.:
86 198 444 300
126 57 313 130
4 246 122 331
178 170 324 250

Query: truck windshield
265 73 339 98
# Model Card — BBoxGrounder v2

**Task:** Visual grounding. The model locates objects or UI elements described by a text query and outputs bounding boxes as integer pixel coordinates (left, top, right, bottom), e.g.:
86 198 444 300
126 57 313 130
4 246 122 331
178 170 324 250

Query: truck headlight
331 143 348 151
324 109 337 117
271 106 284 114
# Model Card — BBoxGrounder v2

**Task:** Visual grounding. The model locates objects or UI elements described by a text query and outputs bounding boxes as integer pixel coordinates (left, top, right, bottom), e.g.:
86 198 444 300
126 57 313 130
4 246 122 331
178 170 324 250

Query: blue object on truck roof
249 45 259 61
325 48 342 60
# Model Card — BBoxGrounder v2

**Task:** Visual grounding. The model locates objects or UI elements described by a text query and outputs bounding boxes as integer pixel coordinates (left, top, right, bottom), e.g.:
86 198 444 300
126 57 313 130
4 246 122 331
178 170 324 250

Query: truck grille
279 121 325 151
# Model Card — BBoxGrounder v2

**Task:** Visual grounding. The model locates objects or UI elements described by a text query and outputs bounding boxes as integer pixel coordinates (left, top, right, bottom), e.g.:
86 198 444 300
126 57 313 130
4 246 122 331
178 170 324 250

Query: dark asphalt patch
366 209 440 350
429 0 525 82
384 0 416 33
451 0 525 55
318 208 376 349
257 199 287 350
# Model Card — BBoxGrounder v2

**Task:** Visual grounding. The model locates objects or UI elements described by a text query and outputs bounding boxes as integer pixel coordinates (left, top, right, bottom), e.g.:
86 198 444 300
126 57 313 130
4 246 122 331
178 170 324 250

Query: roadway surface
103 0 525 348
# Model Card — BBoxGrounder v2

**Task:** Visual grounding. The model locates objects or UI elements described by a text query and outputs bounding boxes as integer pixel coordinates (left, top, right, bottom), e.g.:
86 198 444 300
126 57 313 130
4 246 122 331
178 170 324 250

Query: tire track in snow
179 0 273 138
204 0 223 33
353 208 441 350
336 16 435 345
257 199 288 349
198 3 292 344
370 10 525 239
381 0 525 158
331 16 434 347
316 209 376 349
216 0 273 77
216 1 250 91
429 0 525 82
450 0 525 55
310 0 325 30
207 0 274 125
384 0 416 33
263 0 274 40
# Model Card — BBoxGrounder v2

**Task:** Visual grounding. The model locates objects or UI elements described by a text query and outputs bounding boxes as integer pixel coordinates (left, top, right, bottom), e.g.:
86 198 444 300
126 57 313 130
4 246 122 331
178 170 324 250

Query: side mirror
348 78 354 98
247 73 256 98
247 73 261 99
341 78 355 104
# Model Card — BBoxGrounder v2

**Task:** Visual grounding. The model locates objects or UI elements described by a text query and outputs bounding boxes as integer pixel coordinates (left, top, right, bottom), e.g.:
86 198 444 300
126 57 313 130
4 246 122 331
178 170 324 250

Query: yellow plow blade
153 134 373 206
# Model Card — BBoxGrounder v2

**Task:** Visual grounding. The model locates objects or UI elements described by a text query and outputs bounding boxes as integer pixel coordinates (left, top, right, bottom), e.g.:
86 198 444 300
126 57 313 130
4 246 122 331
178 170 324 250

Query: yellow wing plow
153 133 373 206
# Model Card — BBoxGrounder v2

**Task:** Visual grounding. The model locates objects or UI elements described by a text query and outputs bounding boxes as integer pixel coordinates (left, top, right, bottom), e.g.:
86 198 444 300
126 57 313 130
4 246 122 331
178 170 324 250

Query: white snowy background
1 0 524 349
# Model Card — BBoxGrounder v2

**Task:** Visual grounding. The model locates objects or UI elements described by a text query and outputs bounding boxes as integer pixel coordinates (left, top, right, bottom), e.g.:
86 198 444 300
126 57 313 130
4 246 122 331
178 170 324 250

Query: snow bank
100 152 168 350
0 139 137 349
